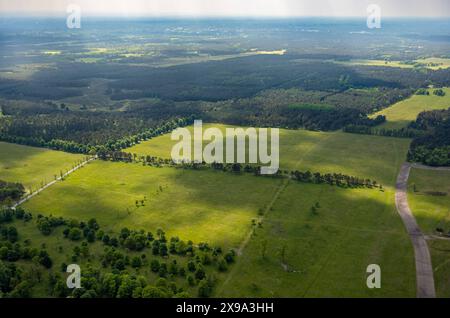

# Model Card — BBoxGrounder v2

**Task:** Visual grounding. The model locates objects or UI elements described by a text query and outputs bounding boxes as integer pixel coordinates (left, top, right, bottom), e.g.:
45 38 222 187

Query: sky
1 0 449 18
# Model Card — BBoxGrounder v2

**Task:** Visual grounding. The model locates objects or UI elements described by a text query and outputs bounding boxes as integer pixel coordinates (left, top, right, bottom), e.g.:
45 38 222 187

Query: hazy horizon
1 0 449 18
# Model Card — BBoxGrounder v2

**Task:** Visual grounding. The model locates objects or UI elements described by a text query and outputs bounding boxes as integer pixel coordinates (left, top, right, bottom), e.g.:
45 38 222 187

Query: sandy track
395 163 435 298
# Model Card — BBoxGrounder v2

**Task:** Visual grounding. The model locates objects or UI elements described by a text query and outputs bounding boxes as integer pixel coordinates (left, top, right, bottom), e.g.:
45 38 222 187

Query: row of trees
0 117 192 156
100 151 380 189
290 170 380 188
343 125 423 138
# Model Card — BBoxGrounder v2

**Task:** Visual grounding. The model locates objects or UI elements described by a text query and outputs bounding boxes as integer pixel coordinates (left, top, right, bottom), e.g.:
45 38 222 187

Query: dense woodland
0 114 192 154
0 181 25 204
408 108 450 166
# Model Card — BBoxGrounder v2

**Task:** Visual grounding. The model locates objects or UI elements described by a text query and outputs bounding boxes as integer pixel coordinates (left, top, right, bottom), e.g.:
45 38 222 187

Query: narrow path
12 156 96 209
236 178 288 256
395 162 436 298
216 134 333 295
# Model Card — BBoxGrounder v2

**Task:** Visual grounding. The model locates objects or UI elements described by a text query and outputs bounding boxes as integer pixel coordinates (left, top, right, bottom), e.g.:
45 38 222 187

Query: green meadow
407 168 450 234
371 88 450 130
218 182 415 297
21 156 416 297
126 125 410 187
3 125 419 297
23 160 282 249
407 168 450 298
0 141 85 191
340 58 450 71
20 125 417 297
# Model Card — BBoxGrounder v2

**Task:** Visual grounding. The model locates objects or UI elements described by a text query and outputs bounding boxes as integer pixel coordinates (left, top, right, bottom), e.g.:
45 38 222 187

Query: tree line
408 108 450 166
343 125 424 138
0 117 193 155
98 151 381 190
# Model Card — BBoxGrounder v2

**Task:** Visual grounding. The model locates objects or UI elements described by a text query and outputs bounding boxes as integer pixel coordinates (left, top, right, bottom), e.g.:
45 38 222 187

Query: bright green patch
371 88 450 130
126 125 410 186
0 142 85 191
339 58 450 70
23 161 282 249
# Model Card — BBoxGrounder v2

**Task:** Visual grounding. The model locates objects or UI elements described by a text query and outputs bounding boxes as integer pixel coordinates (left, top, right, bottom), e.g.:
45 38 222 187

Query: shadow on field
218 181 417 298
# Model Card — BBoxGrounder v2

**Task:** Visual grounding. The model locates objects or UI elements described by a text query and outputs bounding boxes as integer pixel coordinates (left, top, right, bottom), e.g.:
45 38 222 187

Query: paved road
12 156 96 209
395 163 436 298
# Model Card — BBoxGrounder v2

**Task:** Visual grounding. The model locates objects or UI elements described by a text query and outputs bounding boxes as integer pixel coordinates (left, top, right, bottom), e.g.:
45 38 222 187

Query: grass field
218 182 415 297
340 59 414 69
19 126 418 297
0 142 85 191
407 168 450 298
339 58 450 71
21 158 417 297
23 160 282 249
1 124 418 297
126 125 410 187
407 168 450 234
371 88 450 130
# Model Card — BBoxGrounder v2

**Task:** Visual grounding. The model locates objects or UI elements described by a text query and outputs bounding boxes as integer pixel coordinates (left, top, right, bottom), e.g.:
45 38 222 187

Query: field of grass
339 58 450 71
126 124 410 186
21 150 417 297
340 59 414 69
23 160 282 249
427 239 450 298
371 88 450 130
218 182 415 297
407 168 450 234
0 142 85 191
9 121 419 297
1 124 417 297
407 168 450 297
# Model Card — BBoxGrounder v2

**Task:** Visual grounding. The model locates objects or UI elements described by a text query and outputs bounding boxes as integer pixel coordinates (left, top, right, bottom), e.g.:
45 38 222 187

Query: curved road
395 163 435 298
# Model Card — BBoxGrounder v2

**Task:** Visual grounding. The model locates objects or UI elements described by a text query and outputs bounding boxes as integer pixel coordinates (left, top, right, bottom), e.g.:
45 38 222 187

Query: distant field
340 58 450 70
371 88 450 130
23 160 282 249
407 168 450 297
340 59 413 69
218 182 415 297
0 142 85 191
126 124 410 186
